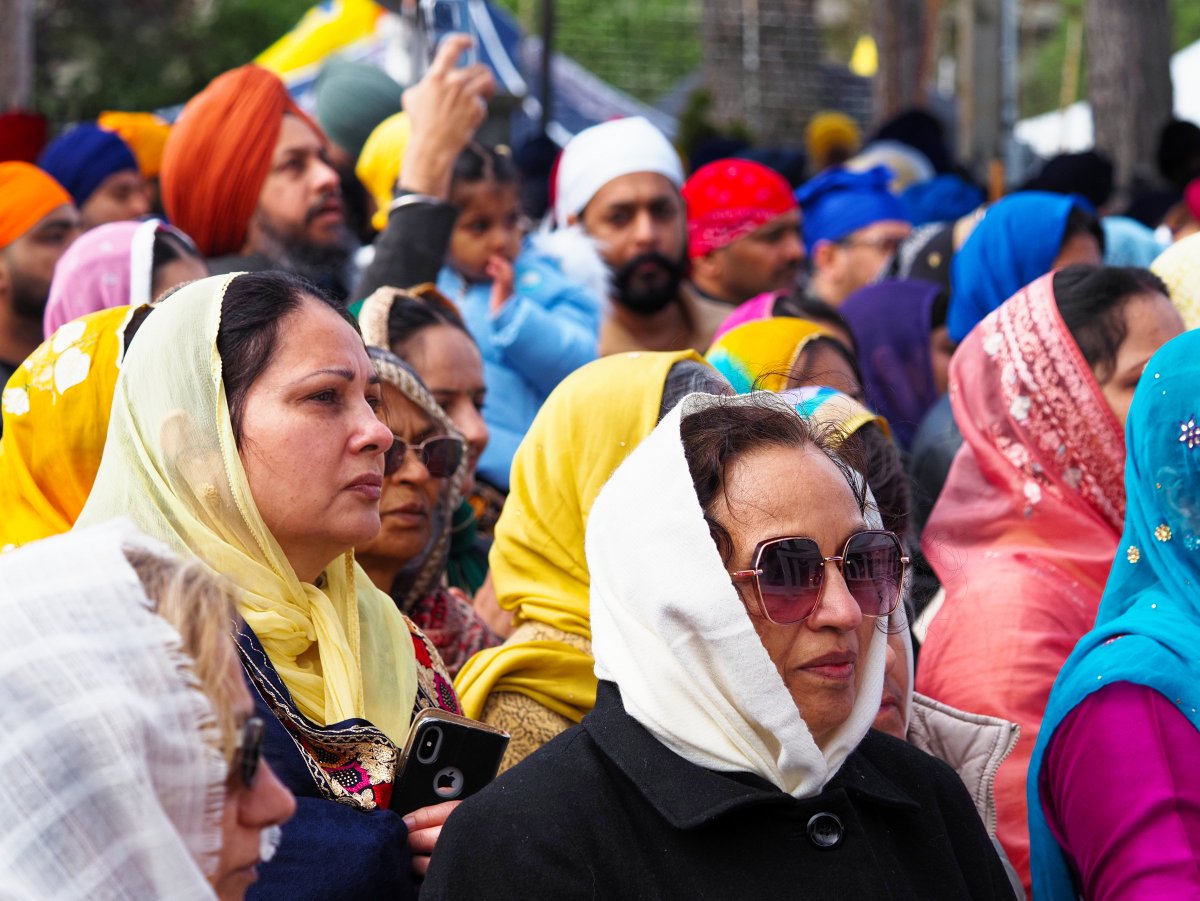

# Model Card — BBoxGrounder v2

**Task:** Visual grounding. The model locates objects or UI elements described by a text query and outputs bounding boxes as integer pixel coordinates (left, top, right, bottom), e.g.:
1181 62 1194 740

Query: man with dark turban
160 64 352 298
683 158 804 306
0 162 83 399
37 124 150 230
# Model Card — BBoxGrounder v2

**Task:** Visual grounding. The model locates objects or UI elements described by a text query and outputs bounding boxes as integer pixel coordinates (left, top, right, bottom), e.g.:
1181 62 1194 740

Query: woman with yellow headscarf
455 351 730 770
76 270 461 897
0 305 143 549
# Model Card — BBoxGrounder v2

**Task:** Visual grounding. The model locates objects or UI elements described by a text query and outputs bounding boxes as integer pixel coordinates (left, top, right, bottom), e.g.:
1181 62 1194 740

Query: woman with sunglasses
77 271 464 898
0 520 295 900
355 347 500 676
424 393 1012 899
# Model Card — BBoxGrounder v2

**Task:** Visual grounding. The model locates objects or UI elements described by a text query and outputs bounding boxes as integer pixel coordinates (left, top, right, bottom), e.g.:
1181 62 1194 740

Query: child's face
448 181 522 282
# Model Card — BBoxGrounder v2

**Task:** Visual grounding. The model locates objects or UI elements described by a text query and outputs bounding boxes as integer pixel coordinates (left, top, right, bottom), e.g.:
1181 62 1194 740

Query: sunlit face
211 652 296 901
694 209 804 304
354 385 443 582
1096 292 1184 429
248 115 344 252
789 339 865 403
80 169 150 228
0 203 84 319
448 181 522 282
717 444 879 749
1052 231 1103 269
872 628 909 740
397 324 488 492
813 220 912 306
577 172 686 276
236 297 393 583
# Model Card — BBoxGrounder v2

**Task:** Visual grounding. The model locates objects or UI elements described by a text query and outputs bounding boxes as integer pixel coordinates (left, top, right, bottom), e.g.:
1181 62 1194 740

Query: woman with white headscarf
423 393 1013 899
0 519 295 900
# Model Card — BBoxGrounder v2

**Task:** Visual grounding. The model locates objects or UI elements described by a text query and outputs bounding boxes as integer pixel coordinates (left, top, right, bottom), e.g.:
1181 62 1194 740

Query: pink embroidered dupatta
915 273 1126 892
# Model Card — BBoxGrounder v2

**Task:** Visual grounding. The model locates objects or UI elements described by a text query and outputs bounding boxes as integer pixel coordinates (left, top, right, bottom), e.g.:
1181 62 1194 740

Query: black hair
449 143 519 202
791 336 865 398
772 292 860 357
151 229 200 273
383 289 473 361
218 271 358 444
1157 119 1200 190
840 423 912 542
1053 265 1169 383
929 289 950 331
1060 205 1106 256
680 399 862 565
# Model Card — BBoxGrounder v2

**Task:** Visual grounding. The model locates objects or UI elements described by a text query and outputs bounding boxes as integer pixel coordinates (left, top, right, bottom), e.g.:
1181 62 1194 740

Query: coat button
806 812 843 849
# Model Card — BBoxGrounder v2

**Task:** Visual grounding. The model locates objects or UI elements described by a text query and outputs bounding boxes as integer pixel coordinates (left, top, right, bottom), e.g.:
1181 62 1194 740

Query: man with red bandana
160 65 353 298
682 159 804 306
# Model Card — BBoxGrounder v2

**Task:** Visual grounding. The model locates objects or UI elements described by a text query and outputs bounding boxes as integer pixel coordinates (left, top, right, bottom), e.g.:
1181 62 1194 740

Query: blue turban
794 165 910 255
901 173 984 227
37 123 138 208
948 191 1086 342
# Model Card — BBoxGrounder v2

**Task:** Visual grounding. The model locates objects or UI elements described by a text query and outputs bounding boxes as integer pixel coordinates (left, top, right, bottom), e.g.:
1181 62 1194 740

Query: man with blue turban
794 165 911 306
37 123 149 230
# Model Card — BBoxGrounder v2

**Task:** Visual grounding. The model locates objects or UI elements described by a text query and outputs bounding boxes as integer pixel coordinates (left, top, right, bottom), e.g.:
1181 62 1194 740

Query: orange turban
0 162 72 250
98 111 172 179
160 64 323 258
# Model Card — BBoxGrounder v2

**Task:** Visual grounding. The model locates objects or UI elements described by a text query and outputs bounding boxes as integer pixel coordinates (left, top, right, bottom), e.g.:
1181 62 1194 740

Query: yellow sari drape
0 306 135 550
455 350 706 721
76 275 416 742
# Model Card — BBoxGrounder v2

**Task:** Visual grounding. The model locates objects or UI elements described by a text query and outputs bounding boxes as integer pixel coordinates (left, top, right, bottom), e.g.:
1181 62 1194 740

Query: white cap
553 117 684 226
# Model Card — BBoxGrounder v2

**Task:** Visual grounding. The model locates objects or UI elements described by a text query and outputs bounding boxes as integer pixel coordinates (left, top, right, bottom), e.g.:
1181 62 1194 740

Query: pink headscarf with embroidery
43 219 195 337
915 272 1126 892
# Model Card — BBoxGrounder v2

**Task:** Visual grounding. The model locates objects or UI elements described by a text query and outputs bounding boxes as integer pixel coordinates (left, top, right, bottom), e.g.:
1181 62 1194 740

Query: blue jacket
437 246 601 490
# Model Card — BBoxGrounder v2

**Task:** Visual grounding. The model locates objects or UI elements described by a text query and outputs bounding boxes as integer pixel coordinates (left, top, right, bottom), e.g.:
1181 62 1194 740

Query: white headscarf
553 116 684 227
0 519 224 899
587 392 887 798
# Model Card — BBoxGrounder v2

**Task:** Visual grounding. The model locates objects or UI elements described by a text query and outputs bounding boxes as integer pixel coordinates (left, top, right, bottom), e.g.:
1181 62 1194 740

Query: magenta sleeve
1039 681 1200 899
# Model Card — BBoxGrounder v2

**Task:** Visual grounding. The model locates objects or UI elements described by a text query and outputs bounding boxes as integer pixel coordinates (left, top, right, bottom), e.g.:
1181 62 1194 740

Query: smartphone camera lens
417 726 443 764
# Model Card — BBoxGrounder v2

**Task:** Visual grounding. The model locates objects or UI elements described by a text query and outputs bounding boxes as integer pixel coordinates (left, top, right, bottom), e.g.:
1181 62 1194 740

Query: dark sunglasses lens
757 538 824 623
383 438 405 477
842 532 903 616
239 717 265 787
420 437 463 477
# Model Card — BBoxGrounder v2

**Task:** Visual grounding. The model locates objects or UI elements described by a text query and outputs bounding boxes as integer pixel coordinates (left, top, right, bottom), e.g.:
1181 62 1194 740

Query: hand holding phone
393 708 509 814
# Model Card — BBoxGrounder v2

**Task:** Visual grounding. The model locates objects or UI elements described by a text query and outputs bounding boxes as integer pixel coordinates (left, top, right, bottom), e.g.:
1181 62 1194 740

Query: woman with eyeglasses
355 347 500 676
76 271 465 898
0 520 295 900
423 393 1013 900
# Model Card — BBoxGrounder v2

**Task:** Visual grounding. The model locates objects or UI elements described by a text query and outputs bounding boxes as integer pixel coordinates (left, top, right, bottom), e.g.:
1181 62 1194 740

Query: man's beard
9 266 50 322
611 251 687 316
252 203 355 293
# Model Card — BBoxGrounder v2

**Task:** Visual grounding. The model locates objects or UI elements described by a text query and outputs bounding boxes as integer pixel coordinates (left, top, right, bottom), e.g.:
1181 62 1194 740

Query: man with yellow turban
0 162 83 403
160 64 353 298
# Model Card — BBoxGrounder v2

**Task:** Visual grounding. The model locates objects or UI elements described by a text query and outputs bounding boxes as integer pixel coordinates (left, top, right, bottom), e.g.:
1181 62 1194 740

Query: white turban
553 117 684 226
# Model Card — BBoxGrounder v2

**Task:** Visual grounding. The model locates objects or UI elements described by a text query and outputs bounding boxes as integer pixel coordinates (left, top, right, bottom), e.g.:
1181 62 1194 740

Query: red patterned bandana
683 158 796 258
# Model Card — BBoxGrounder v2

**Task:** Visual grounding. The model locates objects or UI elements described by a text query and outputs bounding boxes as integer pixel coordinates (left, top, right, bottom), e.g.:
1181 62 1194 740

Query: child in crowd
436 144 603 492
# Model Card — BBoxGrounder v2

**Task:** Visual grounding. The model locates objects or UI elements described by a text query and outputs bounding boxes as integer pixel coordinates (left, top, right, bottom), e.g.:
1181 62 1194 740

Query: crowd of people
3 29 1200 900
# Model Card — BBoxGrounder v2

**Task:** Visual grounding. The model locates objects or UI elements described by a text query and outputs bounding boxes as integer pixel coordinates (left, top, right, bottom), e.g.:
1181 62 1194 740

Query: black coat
423 681 1014 900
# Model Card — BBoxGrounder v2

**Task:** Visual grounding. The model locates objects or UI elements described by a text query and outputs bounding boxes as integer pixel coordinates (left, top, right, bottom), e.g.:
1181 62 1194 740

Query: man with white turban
554 117 727 355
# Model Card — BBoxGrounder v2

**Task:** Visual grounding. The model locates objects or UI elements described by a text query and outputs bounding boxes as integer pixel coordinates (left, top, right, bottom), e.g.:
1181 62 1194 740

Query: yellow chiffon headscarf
75 274 417 743
704 317 831 393
0 306 137 550
1151 232 1200 331
455 350 705 721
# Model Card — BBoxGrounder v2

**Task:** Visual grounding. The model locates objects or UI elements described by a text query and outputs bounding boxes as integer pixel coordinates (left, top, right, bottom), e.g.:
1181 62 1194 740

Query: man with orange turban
0 162 83 402
160 64 351 297
683 158 804 306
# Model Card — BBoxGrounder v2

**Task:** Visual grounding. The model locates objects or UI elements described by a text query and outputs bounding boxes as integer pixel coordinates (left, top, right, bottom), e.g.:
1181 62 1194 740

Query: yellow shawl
0 306 135 550
1151 232 1200 331
455 350 704 720
75 274 417 742
704 317 830 393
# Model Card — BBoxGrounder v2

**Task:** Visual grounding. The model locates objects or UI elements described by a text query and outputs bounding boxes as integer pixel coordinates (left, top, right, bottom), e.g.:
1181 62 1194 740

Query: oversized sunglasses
234 716 265 788
729 530 908 626
384 435 464 478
